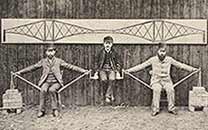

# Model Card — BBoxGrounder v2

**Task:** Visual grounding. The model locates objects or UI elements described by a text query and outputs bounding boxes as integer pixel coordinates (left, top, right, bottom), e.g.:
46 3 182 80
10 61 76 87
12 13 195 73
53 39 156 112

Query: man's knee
165 86 174 94
41 84 48 93
152 84 162 93
49 87 56 92
100 78 107 82
49 83 60 93
164 83 174 93
109 71 116 80
41 88 47 93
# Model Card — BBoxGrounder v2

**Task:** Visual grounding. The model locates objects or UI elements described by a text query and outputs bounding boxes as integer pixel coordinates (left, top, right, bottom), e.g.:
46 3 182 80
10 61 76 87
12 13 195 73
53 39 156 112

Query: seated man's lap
99 70 116 81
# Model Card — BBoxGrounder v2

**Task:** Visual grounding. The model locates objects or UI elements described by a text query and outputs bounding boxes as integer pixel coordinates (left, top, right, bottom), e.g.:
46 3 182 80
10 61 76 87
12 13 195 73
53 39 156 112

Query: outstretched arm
60 59 87 73
171 58 197 72
126 58 152 73
17 60 42 74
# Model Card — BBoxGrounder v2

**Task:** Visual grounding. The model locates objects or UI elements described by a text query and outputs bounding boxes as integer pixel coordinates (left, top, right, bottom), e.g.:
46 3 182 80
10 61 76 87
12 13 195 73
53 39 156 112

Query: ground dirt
0 106 208 130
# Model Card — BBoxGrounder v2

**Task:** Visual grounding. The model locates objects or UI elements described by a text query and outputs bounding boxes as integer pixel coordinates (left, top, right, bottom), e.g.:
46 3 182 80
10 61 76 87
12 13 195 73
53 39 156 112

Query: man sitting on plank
15 44 88 118
93 36 123 104
126 43 198 116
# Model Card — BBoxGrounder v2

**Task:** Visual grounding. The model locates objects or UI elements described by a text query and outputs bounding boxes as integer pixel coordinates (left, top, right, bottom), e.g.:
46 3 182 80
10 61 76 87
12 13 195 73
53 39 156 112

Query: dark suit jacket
18 57 86 87
95 48 122 73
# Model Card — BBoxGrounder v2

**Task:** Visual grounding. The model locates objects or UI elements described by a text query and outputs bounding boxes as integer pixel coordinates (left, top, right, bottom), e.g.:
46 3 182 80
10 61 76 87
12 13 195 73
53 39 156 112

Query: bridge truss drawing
1 19 207 44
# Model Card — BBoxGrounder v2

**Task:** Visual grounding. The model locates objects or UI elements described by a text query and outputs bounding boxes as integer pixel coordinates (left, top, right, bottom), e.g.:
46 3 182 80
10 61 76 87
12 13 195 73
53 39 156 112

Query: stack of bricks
189 87 208 112
2 89 23 113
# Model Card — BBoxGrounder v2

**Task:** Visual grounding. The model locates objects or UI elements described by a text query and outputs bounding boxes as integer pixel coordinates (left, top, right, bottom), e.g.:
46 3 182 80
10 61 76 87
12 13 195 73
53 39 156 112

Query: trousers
99 70 116 98
151 81 175 112
39 82 60 112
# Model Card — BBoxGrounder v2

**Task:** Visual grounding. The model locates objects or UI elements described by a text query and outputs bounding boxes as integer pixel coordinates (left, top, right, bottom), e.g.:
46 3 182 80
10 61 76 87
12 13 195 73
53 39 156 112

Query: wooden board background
0 0 207 107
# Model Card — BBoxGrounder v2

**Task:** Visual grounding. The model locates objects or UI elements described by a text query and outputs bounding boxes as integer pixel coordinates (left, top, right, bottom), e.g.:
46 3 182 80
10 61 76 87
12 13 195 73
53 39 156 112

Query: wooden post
10 72 15 89
198 68 202 87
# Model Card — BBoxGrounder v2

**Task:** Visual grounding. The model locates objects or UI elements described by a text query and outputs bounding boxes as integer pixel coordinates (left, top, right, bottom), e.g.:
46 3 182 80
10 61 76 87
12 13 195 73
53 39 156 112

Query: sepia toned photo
0 0 208 130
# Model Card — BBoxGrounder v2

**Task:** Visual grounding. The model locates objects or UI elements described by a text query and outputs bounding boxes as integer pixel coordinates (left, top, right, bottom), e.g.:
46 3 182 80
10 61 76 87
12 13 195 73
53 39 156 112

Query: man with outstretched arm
15 44 88 118
126 43 198 116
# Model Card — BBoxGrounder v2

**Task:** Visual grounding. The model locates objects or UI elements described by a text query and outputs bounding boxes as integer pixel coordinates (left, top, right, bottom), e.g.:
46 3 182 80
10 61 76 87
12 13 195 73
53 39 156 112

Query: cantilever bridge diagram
1 19 207 44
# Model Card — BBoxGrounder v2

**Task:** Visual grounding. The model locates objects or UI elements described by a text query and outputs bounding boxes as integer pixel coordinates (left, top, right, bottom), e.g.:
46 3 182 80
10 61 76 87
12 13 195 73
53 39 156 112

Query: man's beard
47 55 54 59
158 54 166 61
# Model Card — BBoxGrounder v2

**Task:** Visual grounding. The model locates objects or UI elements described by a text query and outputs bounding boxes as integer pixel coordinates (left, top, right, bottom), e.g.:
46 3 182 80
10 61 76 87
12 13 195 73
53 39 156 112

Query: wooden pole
10 72 15 89
124 69 200 90
198 68 202 86
11 72 41 91
58 70 91 93
173 69 200 88
123 70 152 90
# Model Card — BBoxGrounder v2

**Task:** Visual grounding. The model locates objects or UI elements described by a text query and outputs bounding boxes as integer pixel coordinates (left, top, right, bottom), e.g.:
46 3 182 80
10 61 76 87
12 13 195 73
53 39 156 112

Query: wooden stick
58 70 91 93
11 72 41 91
10 72 15 89
173 70 200 88
198 68 202 86
123 70 152 90
124 69 200 90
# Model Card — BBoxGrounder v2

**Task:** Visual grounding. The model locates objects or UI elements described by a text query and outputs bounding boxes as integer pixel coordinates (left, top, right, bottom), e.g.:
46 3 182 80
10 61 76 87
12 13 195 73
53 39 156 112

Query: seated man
16 44 88 118
126 43 197 116
93 36 122 103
